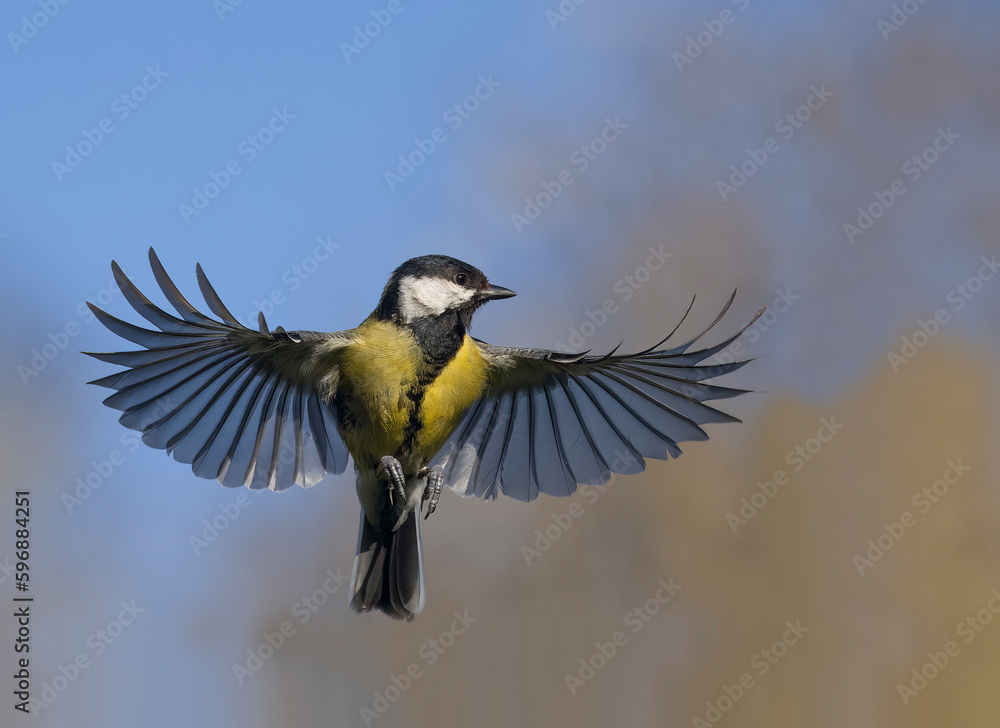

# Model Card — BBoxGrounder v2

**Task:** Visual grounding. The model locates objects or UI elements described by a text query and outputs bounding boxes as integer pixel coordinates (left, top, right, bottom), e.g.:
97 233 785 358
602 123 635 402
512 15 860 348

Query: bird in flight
85 250 761 621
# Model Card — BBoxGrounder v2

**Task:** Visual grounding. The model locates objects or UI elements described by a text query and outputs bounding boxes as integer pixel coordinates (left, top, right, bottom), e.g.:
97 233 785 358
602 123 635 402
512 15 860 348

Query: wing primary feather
114 349 241 417
650 309 766 365
495 391 520 498
526 390 539 502
266 383 292 488
616 358 754 382
610 362 753 400
542 377 577 494
195 263 248 329
572 375 644 468
588 340 625 365
88 370 131 389
89 342 229 390
84 342 218 370
696 307 767 355
135 353 246 438
599 369 735 427
112 261 220 334
470 395 506 499
292 389 306 486
105 344 231 403
306 394 335 473
663 290 738 355
442 398 489 484
88 303 214 348
587 374 682 452
218 369 274 485
162 358 255 451
244 378 284 485
558 377 611 477
148 248 219 325
193 361 268 478
633 294 697 356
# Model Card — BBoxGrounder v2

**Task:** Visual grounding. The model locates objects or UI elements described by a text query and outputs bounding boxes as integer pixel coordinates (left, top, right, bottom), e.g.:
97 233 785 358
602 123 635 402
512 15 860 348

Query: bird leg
378 456 407 507
419 465 444 519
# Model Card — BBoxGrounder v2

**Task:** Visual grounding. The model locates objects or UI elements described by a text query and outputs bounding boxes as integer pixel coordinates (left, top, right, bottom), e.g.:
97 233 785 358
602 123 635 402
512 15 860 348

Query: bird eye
454 273 468 285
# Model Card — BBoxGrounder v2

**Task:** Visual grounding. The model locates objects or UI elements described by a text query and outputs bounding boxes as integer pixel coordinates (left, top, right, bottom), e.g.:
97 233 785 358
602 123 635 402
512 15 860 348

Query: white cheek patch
398 277 476 322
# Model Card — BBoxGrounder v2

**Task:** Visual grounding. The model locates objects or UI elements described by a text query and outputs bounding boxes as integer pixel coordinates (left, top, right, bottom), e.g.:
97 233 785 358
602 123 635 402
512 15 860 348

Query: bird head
374 255 516 326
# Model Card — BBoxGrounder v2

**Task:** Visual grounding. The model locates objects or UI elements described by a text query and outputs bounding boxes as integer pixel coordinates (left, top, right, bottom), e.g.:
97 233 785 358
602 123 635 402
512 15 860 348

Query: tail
350 508 425 621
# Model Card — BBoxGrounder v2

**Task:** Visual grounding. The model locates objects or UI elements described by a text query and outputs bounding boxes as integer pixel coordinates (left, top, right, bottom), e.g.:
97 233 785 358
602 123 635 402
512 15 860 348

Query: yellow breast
417 336 490 458
337 320 422 465
336 322 491 470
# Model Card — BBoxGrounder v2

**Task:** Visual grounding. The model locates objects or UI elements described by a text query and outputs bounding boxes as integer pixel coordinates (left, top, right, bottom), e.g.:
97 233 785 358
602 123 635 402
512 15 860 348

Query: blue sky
2 0 1000 725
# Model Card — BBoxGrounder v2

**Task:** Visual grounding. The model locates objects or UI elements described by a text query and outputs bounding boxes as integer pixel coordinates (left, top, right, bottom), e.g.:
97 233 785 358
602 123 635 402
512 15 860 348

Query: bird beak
481 285 517 301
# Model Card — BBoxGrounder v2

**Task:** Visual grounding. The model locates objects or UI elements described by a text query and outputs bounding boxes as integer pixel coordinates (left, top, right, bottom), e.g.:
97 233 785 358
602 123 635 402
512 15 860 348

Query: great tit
85 249 761 621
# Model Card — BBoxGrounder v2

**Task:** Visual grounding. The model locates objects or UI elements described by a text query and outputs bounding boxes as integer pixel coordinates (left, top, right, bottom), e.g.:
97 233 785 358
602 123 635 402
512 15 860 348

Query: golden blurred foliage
269 338 999 727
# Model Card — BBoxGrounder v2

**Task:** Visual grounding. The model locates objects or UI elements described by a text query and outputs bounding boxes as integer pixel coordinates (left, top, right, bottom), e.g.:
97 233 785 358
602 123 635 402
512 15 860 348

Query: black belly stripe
399 315 467 458
400 360 445 456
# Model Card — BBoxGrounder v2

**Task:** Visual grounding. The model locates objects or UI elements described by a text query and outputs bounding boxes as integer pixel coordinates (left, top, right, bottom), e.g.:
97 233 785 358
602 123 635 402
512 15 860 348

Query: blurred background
2 0 999 725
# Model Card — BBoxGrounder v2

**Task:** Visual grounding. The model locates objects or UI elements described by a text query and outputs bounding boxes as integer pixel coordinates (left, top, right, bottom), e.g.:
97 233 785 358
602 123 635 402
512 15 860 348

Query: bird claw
420 466 444 519
378 456 407 506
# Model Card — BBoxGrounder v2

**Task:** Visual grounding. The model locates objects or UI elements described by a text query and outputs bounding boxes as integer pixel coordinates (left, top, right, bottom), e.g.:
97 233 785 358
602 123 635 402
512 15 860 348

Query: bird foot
378 456 407 507
419 465 444 519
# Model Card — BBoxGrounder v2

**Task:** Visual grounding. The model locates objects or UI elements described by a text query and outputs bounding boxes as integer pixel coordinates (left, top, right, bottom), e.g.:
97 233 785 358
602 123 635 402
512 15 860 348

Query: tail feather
350 509 425 621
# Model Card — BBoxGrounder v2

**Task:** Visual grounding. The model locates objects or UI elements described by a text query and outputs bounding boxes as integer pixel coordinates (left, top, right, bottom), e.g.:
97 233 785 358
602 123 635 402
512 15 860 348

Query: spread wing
430 293 763 501
84 248 352 491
